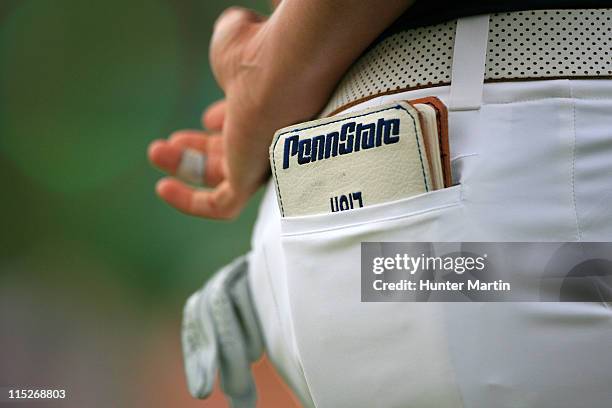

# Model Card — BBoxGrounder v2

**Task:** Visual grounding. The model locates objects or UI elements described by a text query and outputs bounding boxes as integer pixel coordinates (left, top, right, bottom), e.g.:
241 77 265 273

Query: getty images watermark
361 242 612 302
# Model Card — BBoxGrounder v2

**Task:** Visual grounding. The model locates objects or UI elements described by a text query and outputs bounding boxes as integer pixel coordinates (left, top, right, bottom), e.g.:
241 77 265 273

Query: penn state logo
282 118 400 169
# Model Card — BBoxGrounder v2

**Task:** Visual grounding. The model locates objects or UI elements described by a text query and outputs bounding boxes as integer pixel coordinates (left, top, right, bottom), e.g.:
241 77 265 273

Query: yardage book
270 97 451 217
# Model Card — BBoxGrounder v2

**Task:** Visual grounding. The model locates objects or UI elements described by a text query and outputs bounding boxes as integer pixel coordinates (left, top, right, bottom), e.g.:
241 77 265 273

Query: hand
149 1 414 219
149 8 273 219
148 100 236 219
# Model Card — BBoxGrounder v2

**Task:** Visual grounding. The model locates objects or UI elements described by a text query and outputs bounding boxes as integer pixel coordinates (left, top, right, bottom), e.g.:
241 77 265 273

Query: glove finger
208 258 257 404
181 287 218 398
228 269 264 362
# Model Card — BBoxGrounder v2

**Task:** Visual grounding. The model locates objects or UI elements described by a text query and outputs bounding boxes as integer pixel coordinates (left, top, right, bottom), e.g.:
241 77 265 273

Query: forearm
260 0 415 113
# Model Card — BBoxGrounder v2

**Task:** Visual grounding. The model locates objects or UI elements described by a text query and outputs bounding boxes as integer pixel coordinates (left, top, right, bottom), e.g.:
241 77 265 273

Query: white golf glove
181 255 263 408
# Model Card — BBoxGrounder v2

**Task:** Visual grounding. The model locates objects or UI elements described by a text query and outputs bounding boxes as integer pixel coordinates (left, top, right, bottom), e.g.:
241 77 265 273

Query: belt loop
449 14 490 111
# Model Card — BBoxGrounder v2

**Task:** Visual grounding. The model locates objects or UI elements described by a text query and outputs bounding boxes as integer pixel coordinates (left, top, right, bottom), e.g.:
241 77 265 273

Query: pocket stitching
282 185 463 237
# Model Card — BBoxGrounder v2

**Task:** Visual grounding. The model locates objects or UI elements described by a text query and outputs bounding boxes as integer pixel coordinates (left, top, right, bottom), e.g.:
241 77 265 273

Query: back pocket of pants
278 185 466 407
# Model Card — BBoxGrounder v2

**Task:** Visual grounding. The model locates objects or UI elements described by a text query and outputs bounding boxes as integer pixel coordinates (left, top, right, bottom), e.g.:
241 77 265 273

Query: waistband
321 9 612 116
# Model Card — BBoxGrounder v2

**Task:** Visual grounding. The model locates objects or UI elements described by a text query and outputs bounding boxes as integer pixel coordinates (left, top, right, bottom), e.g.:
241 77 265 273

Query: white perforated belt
322 9 612 116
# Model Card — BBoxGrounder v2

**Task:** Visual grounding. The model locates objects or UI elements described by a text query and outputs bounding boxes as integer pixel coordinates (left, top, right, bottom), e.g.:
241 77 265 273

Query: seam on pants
484 96 612 106
261 245 317 407
442 310 467 408
261 246 285 344
569 84 582 241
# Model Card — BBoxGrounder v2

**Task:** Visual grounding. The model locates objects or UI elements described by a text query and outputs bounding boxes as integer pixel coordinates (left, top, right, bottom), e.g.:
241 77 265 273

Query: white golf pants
248 79 612 408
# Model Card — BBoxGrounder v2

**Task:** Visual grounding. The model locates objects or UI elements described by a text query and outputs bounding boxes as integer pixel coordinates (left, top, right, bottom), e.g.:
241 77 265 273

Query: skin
148 0 415 219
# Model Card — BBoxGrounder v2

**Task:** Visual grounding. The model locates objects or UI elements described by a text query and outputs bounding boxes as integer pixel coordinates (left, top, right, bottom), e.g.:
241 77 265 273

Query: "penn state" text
282 118 400 169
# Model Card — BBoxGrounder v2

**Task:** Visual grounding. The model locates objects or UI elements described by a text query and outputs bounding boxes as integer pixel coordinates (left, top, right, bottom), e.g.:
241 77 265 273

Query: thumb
213 7 265 35
210 7 266 88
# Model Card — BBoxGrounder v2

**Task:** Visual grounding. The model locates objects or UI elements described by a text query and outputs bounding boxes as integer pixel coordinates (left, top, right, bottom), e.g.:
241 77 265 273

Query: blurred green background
0 1 296 407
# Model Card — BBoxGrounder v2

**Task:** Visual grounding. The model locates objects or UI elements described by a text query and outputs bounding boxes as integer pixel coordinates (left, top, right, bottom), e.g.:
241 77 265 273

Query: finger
156 178 246 220
148 132 223 186
214 7 265 35
148 139 182 172
210 7 266 88
169 132 224 186
202 100 226 131
169 130 216 152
